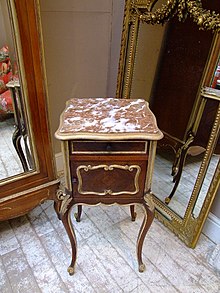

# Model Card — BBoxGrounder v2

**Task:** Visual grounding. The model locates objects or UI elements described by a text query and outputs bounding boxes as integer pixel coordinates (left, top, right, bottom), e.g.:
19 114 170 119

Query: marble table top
55 98 163 141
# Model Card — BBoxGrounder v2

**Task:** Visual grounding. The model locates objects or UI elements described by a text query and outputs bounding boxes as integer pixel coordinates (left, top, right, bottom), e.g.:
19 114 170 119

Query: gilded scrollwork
185 1 220 32
131 0 220 32
132 0 178 25
144 193 155 212
76 164 141 196
56 189 72 216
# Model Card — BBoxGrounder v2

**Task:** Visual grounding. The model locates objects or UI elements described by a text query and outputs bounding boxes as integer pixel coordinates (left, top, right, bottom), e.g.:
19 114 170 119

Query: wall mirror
0 0 58 221
117 0 220 247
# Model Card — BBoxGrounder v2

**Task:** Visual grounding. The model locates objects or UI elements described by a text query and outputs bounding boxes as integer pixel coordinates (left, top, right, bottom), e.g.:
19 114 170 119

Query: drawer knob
72 177 78 184
106 143 112 151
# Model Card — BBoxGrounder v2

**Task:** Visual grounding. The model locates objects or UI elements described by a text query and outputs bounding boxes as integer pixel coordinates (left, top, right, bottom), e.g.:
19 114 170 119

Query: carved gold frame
117 0 220 248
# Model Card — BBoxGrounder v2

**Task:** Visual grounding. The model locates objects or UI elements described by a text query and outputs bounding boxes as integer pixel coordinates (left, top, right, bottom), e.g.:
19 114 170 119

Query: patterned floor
0 202 219 293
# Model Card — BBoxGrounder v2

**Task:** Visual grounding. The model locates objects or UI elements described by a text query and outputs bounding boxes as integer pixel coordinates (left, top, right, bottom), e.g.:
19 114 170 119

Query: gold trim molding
76 164 141 196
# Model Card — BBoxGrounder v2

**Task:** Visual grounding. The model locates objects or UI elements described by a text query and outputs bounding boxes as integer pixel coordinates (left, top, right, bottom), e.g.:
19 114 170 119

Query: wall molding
55 152 220 244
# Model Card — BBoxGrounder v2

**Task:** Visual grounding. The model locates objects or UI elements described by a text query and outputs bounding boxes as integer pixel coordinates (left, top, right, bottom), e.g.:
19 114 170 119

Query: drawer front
70 160 147 198
70 140 147 154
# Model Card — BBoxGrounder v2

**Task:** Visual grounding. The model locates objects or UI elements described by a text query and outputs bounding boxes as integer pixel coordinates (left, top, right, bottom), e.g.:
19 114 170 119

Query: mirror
0 0 59 222
0 0 35 181
117 0 220 247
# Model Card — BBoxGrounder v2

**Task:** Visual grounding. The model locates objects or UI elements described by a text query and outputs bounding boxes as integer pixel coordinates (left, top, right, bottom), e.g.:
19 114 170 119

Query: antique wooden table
55 97 163 275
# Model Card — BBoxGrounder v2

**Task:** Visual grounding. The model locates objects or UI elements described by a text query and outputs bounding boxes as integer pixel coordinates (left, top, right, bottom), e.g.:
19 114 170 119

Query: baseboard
54 152 220 244
202 213 220 244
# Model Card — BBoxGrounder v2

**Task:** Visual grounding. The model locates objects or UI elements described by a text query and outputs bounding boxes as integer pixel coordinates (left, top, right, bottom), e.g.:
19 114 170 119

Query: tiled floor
0 117 24 180
0 201 219 293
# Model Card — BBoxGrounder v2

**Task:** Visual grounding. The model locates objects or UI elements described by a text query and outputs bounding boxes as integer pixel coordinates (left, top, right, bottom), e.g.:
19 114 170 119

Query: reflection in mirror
136 14 219 210
130 21 166 100
117 0 220 247
152 131 220 219
0 0 35 181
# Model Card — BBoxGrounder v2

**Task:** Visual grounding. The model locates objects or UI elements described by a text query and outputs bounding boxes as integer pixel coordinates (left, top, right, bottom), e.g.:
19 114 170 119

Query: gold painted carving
132 0 220 31
182 1 220 31
57 189 72 216
76 164 141 196
132 0 178 25
144 193 155 212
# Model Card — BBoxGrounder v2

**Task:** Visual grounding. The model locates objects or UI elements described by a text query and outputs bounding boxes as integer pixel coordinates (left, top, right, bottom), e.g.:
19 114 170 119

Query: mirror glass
128 12 220 220
0 0 35 181
153 131 220 218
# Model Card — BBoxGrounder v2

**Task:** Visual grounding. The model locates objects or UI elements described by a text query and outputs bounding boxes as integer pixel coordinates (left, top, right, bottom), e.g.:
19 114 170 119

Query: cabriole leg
137 202 154 272
56 190 76 275
61 208 77 275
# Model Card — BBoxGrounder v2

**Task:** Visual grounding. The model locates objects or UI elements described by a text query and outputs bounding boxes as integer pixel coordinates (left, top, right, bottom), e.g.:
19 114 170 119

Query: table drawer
70 140 147 154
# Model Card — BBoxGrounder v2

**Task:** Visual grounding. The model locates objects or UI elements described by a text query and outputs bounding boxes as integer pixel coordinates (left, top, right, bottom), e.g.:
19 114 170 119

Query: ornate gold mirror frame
117 0 220 248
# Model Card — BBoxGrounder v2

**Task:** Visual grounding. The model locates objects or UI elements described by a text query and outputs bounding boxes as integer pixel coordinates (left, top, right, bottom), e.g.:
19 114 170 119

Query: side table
55 97 163 275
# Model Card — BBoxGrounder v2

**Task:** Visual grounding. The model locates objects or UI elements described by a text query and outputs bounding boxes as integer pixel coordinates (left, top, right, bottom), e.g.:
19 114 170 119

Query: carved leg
137 202 154 272
56 190 76 275
61 207 77 275
130 205 137 221
74 205 82 222
54 201 61 220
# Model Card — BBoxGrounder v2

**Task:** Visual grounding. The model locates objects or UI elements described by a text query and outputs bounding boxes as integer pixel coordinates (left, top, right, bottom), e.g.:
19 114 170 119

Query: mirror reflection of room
128 4 220 219
0 0 34 180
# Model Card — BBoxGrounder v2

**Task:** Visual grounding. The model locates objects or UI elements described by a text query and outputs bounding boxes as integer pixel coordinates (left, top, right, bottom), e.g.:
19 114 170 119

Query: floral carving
132 0 220 32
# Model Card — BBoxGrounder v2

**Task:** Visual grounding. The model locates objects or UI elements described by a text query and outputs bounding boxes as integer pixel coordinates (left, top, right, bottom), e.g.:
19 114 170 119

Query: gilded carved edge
154 157 220 248
57 189 72 217
116 0 140 99
144 193 155 212
76 164 141 196
184 102 220 224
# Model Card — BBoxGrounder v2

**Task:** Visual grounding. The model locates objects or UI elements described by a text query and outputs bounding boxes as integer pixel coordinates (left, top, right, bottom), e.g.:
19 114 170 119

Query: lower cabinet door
70 159 147 199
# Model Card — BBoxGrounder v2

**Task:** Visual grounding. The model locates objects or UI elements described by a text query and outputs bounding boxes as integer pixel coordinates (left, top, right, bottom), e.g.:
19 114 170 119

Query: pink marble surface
55 98 163 140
